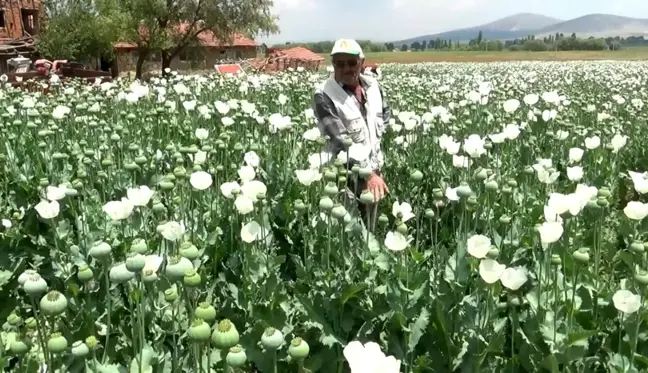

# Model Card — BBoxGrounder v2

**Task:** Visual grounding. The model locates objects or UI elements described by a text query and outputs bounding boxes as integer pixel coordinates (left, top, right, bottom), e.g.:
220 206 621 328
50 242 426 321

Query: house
113 25 258 74
0 0 41 72
259 46 324 72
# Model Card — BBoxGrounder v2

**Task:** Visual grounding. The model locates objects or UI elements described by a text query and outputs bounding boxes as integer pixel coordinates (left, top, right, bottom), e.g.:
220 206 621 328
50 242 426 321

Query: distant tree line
274 33 648 55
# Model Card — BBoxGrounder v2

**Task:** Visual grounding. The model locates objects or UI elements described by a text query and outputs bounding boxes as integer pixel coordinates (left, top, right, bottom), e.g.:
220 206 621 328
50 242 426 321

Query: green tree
477 30 483 44
103 0 278 78
37 0 117 63
400 44 408 51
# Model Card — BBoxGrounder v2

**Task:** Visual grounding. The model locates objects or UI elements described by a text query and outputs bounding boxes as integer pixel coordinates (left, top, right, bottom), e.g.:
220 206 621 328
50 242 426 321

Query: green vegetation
36 0 279 78
277 34 648 56
36 0 118 62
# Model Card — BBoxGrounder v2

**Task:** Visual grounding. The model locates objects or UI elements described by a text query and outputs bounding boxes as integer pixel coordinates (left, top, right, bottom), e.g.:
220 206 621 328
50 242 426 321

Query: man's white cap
331 39 364 58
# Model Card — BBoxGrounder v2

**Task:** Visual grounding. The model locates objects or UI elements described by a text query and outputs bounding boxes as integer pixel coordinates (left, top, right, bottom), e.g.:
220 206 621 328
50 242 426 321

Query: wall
114 46 257 74
0 0 40 40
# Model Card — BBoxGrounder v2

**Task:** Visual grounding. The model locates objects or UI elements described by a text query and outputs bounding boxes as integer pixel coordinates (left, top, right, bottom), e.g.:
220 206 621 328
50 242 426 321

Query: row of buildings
0 0 324 75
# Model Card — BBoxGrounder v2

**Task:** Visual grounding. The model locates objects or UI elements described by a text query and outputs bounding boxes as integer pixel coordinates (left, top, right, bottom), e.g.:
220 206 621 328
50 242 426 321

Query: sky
259 0 648 44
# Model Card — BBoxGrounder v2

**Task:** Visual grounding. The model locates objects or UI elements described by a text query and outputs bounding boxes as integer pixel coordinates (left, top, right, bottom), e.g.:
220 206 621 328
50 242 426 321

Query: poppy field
1 61 648 373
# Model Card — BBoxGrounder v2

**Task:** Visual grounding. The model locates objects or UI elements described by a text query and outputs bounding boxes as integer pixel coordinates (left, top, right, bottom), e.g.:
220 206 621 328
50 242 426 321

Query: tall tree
103 0 279 78
477 30 483 44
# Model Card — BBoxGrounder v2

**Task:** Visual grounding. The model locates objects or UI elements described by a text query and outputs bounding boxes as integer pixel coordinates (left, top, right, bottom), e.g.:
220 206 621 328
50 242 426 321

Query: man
312 39 391 228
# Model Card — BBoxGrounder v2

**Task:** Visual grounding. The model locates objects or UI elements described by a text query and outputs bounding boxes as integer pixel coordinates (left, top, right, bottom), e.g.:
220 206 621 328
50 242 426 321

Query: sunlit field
318 48 648 64
2 60 648 372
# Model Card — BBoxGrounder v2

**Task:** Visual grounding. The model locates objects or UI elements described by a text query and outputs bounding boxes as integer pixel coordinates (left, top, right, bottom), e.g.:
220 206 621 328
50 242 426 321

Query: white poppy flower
503 124 520 140
392 201 415 223
240 180 267 201
45 185 67 201
295 169 322 186
195 128 209 140
192 151 207 165
126 186 154 207
463 134 486 158
143 255 163 273
584 136 600 150
566 166 583 182
238 166 256 183
610 134 628 153
547 193 571 215
235 195 255 215
222 117 234 126
190 171 213 190
445 187 459 202
537 168 560 184
612 289 641 314
479 259 506 284
343 340 401 373
523 94 539 106
537 222 564 247
568 147 584 164
624 201 648 221
102 198 134 221
240 221 269 243
303 127 321 141
628 171 648 194
244 151 260 168
158 221 185 241
467 235 491 259
501 267 528 291
384 231 408 252
452 155 469 168
503 99 520 113
52 105 70 119
220 181 241 199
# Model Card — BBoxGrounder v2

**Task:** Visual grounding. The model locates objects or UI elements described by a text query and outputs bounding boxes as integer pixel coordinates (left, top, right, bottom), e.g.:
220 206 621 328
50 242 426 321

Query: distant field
319 49 648 64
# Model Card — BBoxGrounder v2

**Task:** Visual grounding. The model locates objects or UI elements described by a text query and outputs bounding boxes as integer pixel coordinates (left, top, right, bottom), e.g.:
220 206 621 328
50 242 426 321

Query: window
0 10 5 28
21 9 39 34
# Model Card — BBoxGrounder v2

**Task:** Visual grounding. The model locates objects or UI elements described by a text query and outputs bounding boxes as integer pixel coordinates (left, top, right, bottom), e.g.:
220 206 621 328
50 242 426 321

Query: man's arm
313 91 347 158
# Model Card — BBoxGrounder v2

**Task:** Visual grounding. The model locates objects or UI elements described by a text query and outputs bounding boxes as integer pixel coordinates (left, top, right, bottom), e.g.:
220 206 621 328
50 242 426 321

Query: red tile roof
270 47 323 62
114 24 256 49
215 64 244 75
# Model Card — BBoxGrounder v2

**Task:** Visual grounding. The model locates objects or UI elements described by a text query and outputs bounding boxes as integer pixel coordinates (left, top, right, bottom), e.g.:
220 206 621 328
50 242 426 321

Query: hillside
393 13 648 46
536 14 648 37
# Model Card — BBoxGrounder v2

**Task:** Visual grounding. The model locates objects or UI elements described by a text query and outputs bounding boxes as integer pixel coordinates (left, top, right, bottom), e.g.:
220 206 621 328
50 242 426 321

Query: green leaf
407 307 430 351
567 330 596 347
0 270 12 291
129 345 154 373
340 283 366 306
541 354 560 373
374 253 390 270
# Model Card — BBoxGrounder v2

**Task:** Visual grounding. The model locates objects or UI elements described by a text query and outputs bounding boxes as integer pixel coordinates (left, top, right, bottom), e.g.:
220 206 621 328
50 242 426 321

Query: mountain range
392 13 648 46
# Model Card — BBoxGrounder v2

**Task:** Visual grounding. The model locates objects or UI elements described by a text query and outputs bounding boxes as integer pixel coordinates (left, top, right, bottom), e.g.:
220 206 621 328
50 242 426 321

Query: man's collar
336 74 371 89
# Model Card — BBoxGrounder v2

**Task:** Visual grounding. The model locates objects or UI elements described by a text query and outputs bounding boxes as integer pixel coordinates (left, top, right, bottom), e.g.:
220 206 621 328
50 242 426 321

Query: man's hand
367 173 389 202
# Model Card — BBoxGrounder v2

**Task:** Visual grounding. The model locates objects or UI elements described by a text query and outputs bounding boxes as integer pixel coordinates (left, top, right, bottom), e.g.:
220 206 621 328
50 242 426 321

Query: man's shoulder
360 74 379 87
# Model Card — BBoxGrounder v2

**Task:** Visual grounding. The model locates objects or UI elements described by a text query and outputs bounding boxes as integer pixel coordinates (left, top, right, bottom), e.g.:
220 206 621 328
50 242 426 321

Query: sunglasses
334 59 359 68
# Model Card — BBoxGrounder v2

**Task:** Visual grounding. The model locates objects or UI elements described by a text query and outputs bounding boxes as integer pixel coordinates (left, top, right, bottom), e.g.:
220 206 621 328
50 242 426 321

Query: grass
318 48 648 64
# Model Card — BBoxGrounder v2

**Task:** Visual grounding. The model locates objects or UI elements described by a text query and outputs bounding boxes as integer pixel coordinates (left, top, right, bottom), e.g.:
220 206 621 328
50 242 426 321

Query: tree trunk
135 49 149 80
161 51 172 76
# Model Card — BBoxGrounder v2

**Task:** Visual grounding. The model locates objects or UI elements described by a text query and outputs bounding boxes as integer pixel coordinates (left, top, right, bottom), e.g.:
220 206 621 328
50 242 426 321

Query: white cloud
273 0 316 10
